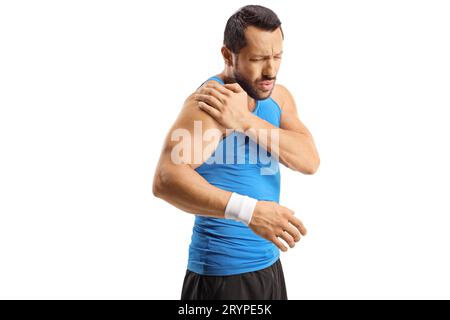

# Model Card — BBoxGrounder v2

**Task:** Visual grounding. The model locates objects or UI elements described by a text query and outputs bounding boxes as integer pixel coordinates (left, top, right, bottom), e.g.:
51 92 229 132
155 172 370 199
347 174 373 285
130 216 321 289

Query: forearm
244 114 320 174
153 162 232 218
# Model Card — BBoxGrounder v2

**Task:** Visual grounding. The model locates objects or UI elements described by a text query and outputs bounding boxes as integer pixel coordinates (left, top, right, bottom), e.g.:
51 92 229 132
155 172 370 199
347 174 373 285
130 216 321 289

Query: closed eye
251 56 282 61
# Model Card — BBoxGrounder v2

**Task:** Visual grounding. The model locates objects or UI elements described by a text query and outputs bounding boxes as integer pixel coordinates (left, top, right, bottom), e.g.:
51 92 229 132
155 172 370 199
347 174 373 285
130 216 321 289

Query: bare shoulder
195 79 221 94
176 91 223 132
272 83 297 114
158 87 225 169
271 84 291 109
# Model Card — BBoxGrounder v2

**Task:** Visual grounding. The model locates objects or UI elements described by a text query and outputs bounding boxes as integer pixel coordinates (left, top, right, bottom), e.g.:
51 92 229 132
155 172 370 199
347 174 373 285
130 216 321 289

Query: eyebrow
251 51 283 58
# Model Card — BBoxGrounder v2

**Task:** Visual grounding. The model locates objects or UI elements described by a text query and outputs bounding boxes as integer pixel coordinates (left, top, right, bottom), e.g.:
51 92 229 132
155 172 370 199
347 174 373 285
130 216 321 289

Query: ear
221 46 233 67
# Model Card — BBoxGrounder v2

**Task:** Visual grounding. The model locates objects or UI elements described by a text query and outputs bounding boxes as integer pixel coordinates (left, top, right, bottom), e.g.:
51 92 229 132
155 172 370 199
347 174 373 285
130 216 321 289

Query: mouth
257 80 274 91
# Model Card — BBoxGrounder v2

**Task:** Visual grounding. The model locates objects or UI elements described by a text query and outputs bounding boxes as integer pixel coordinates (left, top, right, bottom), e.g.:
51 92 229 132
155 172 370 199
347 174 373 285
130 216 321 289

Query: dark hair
224 5 284 54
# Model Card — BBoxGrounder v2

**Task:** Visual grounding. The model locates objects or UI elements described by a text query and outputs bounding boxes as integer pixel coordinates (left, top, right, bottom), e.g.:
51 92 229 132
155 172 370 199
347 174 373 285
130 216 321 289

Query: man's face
231 26 283 100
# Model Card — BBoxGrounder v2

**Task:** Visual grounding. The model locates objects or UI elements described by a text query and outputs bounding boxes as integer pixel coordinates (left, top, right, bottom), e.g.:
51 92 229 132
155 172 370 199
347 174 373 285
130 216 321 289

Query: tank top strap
196 75 225 90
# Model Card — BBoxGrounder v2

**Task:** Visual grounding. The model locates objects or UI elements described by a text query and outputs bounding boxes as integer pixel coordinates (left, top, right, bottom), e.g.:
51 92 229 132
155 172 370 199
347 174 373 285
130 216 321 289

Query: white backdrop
1 0 449 299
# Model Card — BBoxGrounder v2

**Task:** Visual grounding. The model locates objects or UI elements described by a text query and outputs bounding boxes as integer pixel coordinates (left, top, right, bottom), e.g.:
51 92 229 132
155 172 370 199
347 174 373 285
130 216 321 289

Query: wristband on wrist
224 192 258 225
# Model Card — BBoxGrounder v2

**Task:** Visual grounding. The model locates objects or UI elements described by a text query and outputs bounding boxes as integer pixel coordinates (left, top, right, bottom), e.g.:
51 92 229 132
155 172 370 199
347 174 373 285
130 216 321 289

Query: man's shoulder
196 77 223 91
271 83 290 110
177 90 224 133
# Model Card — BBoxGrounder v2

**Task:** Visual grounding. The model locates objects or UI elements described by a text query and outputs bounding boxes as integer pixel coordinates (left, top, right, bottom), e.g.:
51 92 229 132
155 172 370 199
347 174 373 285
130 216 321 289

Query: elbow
304 164 319 175
152 176 163 198
152 172 163 198
285 155 320 175
307 156 320 175
152 167 171 198
152 163 184 198
302 156 320 175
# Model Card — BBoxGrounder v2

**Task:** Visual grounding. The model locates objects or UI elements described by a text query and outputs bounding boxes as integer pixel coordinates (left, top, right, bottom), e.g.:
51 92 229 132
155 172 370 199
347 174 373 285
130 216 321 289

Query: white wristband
224 192 258 225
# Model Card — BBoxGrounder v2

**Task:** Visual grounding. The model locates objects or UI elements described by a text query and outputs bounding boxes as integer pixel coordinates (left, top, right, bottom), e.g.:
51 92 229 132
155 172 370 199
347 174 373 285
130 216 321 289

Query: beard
232 69 276 100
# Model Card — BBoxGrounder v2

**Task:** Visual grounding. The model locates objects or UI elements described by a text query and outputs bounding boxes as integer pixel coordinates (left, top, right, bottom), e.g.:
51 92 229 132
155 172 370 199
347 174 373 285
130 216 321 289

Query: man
153 5 320 300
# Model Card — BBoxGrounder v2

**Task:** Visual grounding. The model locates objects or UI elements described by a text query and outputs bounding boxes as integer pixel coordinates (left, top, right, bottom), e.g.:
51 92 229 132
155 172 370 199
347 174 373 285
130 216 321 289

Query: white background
1 0 449 299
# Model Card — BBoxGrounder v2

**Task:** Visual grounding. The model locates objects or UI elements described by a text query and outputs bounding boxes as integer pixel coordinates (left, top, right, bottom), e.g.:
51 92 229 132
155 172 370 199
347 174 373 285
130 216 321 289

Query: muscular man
153 5 320 300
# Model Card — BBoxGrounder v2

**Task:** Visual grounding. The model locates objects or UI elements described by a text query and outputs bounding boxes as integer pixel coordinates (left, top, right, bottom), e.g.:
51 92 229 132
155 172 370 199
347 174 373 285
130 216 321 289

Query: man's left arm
194 82 320 174
244 84 320 174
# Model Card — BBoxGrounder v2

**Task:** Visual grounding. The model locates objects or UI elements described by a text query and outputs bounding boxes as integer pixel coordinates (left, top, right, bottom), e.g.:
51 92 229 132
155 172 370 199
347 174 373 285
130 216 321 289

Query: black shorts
181 259 288 300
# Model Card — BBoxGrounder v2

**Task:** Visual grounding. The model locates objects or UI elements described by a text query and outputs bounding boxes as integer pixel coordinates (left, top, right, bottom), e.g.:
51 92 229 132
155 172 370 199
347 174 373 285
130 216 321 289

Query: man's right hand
248 201 307 252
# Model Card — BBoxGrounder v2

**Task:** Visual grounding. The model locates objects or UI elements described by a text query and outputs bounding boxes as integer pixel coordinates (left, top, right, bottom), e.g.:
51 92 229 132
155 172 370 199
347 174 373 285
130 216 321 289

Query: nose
262 58 276 79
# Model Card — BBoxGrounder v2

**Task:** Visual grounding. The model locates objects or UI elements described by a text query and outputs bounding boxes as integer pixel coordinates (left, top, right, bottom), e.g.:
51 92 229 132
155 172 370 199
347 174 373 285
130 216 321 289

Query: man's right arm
152 92 231 219
152 88 307 251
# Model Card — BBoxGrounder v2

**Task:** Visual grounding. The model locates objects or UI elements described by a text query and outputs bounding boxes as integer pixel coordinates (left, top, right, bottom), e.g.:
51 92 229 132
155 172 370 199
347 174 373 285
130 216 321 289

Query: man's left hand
194 81 252 132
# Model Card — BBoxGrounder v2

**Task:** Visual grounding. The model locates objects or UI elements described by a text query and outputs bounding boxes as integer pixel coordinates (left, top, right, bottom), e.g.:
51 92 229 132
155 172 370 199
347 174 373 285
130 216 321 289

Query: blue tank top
187 75 282 275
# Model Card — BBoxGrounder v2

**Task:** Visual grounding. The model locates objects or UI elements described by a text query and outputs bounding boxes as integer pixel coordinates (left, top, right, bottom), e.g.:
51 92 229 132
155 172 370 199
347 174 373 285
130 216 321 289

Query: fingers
207 81 234 96
283 207 307 236
250 201 307 253
197 86 228 105
278 231 296 249
198 101 221 121
271 236 288 252
223 83 243 93
283 223 301 242
198 80 233 96
195 82 239 110
289 215 307 236
194 93 222 111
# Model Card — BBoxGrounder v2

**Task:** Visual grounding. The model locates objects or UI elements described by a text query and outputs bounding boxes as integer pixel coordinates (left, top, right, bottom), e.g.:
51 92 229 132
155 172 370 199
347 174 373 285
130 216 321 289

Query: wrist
224 192 258 225
238 113 255 133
